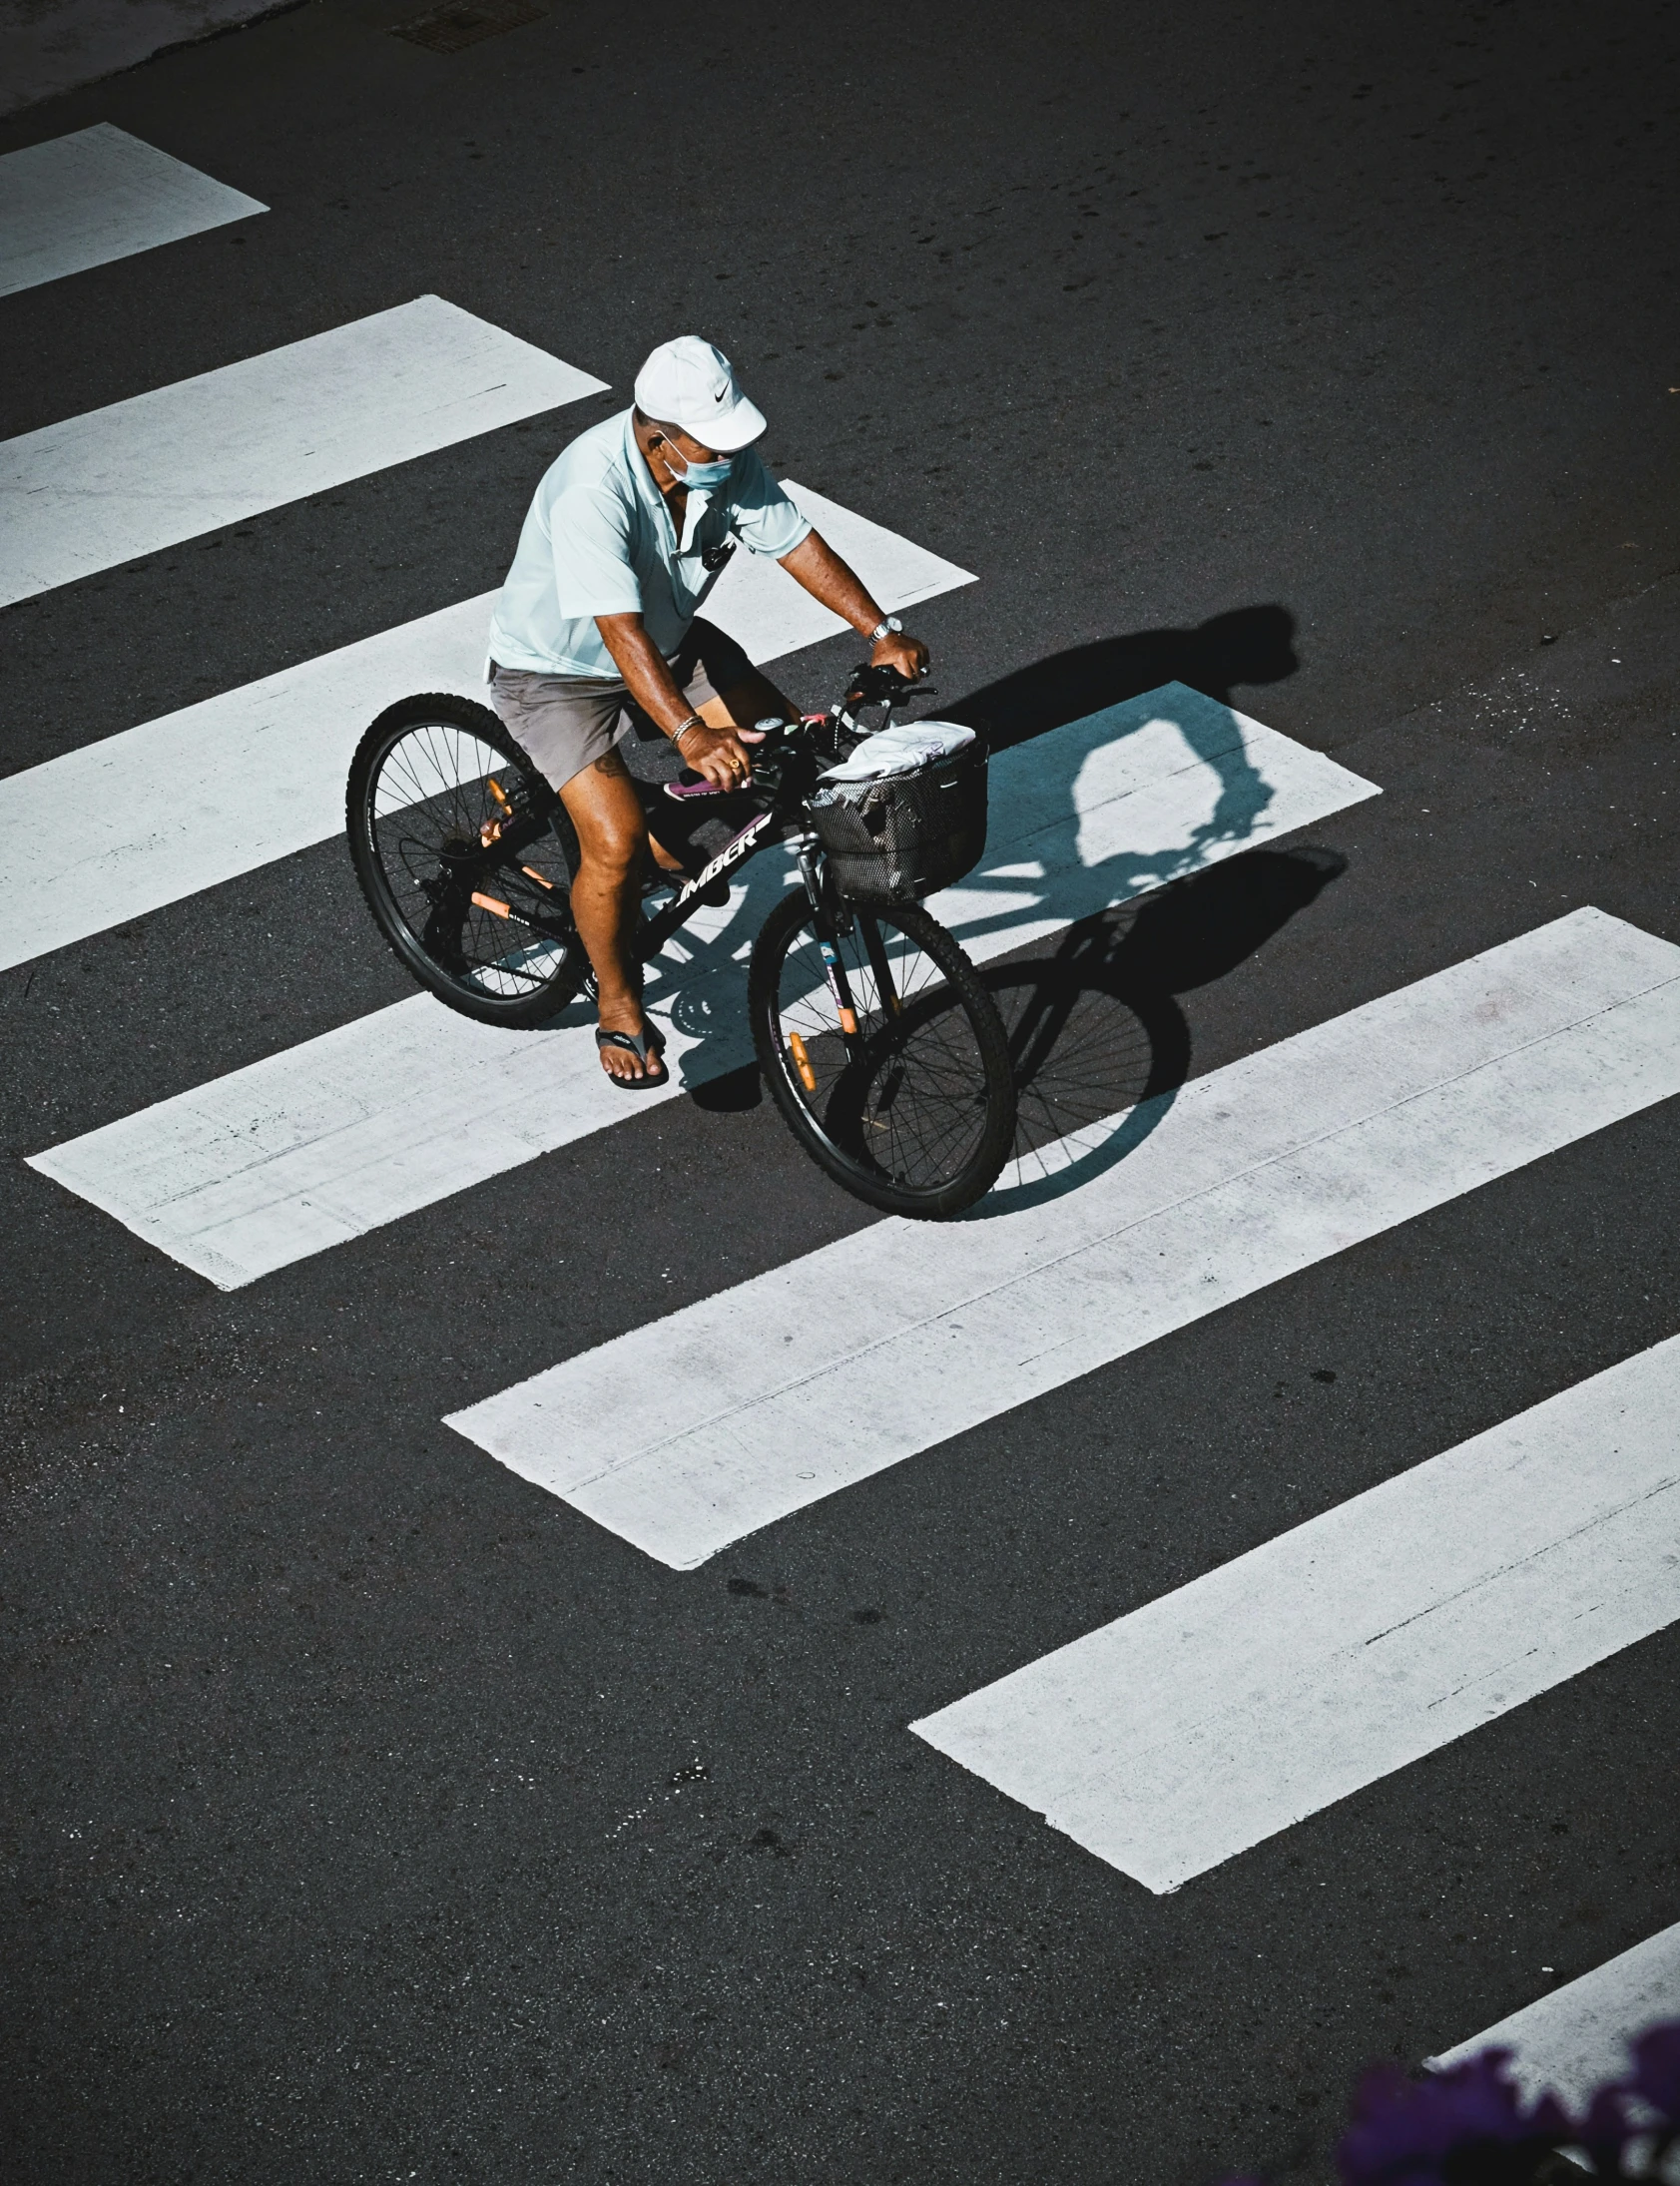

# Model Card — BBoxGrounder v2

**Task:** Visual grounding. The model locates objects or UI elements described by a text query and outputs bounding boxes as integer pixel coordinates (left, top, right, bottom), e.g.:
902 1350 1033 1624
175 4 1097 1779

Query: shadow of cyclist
944 601 1299 753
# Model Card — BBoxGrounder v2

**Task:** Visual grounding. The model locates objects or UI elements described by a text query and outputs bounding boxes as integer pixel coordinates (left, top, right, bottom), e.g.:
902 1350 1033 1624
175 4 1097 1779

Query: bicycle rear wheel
346 693 586 1027
749 889 1017 1218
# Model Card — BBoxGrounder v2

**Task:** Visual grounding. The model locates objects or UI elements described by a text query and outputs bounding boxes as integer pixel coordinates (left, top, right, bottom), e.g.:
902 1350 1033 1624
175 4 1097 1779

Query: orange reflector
521 864 555 889
470 891 511 918
788 1032 818 1093
839 1007 858 1036
487 776 511 809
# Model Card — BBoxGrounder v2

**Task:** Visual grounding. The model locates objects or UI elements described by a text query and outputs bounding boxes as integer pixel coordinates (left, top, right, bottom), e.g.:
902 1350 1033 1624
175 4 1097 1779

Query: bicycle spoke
985 947 1164 1187
365 720 571 1001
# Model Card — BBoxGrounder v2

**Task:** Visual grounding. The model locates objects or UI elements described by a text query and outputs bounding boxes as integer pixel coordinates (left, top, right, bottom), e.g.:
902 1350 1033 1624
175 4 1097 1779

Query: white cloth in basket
818 719 975 785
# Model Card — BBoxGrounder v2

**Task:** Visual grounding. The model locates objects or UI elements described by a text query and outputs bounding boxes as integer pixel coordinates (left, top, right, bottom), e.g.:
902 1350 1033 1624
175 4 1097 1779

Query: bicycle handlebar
662 661 938 803
843 661 933 706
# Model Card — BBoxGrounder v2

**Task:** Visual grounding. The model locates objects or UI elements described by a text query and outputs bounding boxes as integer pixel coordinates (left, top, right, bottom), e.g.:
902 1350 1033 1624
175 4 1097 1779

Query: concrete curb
0 0 306 121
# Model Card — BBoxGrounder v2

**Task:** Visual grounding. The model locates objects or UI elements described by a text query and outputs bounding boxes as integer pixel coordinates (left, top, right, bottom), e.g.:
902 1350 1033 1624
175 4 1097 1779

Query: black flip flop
596 1023 669 1090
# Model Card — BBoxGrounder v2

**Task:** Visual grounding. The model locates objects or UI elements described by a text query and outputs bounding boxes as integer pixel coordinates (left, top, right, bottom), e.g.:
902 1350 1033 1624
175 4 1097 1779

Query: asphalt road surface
3 1 1679 2180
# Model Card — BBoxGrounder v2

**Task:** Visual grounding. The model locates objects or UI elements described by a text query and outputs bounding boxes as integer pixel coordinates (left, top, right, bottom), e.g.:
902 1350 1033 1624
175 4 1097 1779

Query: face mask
660 438 734 492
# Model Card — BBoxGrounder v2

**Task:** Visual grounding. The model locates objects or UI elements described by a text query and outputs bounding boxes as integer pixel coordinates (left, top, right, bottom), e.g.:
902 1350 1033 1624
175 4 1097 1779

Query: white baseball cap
633 335 767 452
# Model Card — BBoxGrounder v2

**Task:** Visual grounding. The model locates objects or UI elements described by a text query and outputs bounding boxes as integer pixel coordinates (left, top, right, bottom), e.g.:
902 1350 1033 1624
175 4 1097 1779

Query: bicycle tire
346 693 586 1028
749 889 1017 1218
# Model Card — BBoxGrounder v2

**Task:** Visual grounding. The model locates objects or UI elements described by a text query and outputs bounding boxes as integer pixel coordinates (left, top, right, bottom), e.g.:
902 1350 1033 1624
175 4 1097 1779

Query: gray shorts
487 617 757 793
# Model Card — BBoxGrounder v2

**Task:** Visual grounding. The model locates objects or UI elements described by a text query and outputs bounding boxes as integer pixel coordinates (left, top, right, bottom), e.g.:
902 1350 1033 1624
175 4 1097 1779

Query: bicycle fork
795 850 901 1086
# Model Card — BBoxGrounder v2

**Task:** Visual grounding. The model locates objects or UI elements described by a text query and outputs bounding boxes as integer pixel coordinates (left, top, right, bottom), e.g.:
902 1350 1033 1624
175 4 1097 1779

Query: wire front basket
806 741 988 904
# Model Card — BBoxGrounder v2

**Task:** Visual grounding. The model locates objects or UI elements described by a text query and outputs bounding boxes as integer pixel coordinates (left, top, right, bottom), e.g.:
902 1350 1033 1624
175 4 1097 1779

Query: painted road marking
1426 1920 1680 2107
0 594 496 974
0 125 266 298
26 900 742 1290
914 1337 1680 1893
0 486 977 973
26 688 1373 1282
443 910 1680 1569
0 295 605 608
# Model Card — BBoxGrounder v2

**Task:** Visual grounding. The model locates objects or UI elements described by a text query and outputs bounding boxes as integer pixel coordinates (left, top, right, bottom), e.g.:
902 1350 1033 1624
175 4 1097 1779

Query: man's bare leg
561 680 795 1080
560 747 662 1083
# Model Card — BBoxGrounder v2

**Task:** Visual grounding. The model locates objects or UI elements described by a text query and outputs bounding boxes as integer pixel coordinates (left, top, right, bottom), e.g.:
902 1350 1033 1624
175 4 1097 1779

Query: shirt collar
620 406 714 555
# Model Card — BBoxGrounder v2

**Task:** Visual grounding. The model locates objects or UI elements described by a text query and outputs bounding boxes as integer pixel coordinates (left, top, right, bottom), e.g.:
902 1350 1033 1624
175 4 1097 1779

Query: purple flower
1573 2083 1636 2175
1219 2016 1680 2186
1628 2021 1680 2127
1337 2050 1571 2186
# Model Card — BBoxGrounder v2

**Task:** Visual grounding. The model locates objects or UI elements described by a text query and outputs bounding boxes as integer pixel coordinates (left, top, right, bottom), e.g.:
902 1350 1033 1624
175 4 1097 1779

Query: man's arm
594 612 753 792
777 531 930 683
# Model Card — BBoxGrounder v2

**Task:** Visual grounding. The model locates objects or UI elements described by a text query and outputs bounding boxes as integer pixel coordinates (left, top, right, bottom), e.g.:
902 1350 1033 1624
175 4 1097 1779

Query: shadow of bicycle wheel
974 845 1347 1216
979 915 1189 1212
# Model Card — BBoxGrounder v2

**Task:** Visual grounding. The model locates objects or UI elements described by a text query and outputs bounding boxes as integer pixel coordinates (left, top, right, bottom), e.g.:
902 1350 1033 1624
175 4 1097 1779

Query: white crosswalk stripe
27 685 1370 1283
913 1333 1680 1892
1427 1921 1680 2107
0 294 605 607
0 484 972 974
0 125 266 297
444 909 1680 1569
0 593 493 971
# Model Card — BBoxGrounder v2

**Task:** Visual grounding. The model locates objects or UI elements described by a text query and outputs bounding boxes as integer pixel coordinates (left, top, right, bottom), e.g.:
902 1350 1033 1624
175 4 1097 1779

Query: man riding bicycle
485 334 929 1087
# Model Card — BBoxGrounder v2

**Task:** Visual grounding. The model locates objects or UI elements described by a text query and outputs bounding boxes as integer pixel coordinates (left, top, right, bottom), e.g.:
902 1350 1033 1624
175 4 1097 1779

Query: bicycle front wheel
346 693 585 1027
749 890 1017 1218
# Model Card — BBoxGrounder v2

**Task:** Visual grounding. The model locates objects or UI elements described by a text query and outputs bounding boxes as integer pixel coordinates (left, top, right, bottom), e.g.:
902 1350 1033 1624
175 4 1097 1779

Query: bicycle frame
634 804 789 962
632 789 888 1061
449 729 821 988
630 672 925 1055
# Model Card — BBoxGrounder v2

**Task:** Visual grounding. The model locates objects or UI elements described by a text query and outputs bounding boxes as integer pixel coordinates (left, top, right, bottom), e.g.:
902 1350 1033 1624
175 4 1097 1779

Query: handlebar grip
664 772 727 801
845 660 933 703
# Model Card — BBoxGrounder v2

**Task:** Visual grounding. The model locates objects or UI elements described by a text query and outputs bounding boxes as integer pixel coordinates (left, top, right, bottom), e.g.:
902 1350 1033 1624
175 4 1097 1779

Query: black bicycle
344 664 1017 1218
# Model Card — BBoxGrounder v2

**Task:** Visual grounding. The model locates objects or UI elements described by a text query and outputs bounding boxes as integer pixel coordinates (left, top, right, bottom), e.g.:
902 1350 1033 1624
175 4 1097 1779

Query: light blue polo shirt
486 407 813 678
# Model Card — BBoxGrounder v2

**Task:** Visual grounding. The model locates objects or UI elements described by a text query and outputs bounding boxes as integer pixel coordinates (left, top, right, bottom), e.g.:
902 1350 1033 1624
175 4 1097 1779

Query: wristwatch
866 615 902 646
